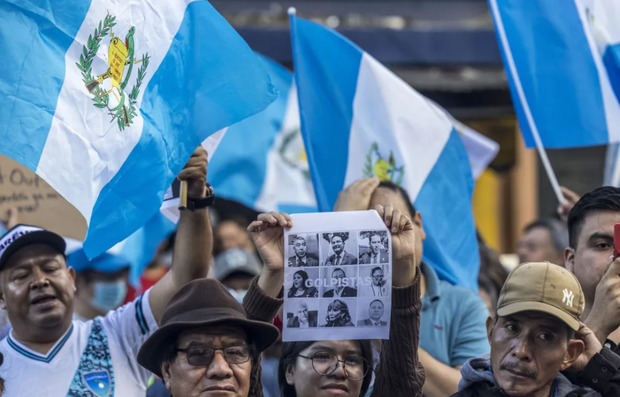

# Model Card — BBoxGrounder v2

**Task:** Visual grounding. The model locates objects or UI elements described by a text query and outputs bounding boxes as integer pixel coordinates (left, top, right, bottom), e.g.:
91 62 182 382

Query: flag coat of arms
208 55 317 214
0 0 276 257
290 14 480 289
489 0 620 148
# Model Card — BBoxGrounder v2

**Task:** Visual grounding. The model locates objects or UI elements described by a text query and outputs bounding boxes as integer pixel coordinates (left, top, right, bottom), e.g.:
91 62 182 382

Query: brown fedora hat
137 278 280 377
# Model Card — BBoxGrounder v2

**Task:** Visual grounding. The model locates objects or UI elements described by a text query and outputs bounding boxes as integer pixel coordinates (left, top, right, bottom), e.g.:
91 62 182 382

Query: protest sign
0 154 86 240
283 210 391 342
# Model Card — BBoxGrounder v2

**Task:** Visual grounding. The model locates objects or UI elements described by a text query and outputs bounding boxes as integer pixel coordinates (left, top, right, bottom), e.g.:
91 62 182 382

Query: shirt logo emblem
562 288 575 308
83 370 111 396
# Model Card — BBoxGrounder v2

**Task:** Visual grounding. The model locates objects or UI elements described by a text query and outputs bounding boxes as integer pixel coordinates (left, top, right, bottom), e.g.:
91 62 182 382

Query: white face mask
91 280 127 313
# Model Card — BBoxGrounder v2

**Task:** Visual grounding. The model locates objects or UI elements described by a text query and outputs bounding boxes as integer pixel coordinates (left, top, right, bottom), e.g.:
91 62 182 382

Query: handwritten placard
0 154 86 240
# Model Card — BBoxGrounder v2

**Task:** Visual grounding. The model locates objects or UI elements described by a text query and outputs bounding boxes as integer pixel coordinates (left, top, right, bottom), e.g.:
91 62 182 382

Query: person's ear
486 316 495 344
561 338 585 370
67 266 77 293
285 364 296 386
161 361 173 390
564 247 575 271
414 212 426 241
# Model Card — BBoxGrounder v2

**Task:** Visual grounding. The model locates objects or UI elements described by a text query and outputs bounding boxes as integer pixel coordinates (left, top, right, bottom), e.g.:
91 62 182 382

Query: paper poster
282 210 391 342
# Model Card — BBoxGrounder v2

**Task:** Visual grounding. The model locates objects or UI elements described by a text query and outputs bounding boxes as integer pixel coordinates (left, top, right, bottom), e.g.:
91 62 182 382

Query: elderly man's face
369 235 382 255
0 244 75 337
294 238 307 257
488 311 582 397
369 301 384 321
330 236 344 255
162 325 252 397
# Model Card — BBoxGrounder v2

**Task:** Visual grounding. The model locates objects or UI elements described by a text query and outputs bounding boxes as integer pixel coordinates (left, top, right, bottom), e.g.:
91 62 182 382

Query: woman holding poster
245 206 424 397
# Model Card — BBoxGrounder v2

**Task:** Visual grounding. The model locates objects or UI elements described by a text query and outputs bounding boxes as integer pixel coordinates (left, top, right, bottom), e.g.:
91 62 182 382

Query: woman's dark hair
325 299 351 327
288 270 310 297
278 340 373 397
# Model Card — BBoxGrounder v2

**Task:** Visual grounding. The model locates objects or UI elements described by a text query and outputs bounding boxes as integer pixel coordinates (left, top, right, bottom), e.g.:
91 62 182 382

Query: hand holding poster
283 211 391 342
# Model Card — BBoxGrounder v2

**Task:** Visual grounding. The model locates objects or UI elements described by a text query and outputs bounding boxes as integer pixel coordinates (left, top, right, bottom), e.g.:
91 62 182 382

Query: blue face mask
91 280 127 313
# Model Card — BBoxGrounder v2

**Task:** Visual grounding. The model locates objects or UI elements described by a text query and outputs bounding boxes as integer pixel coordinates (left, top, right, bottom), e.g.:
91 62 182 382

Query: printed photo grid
283 225 391 341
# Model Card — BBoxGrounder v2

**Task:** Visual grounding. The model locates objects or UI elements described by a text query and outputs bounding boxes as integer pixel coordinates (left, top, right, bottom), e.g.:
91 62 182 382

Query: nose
205 350 234 379
512 335 532 362
329 359 348 380
30 267 50 289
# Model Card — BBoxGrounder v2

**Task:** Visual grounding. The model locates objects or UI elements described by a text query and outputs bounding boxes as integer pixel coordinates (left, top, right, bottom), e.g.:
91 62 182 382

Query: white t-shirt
0 289 158 396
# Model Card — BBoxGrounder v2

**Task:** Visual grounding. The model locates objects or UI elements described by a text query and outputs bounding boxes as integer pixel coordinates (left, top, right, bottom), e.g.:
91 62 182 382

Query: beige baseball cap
496 262 585 331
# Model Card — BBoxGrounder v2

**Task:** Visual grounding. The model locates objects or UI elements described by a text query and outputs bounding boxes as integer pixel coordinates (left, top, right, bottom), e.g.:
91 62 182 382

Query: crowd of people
1 147 620 397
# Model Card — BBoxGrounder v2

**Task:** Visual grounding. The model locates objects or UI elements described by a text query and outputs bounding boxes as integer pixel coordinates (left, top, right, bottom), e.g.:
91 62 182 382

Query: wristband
183 184 215 210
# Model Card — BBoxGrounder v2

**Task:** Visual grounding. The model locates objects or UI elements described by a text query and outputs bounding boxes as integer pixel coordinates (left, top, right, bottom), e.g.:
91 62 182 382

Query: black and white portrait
321 232 358 266
288 233 319 267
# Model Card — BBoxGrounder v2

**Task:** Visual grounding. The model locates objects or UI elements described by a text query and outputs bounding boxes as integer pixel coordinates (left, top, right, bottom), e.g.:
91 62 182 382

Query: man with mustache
453 262 620 397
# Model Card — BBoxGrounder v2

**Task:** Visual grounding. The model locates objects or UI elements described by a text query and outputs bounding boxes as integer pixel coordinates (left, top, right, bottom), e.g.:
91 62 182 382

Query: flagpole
489 0 564 204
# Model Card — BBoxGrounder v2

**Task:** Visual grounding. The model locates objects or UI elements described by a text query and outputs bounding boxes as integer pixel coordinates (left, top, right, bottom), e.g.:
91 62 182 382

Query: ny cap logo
562 288 575 308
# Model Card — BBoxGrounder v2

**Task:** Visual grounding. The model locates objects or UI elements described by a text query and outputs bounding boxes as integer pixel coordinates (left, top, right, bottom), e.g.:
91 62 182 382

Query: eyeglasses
297 352 369 381
176 344 252 366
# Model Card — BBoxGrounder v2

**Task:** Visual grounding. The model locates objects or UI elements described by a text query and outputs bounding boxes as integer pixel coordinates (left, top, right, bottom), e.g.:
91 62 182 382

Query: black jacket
564 346 620 397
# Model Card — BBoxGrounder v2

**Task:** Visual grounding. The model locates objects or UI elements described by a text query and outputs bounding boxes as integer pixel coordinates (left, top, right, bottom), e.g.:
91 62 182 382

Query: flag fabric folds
489 0 620 148
290 14 480 290
208 56 317 213
0 0 276 257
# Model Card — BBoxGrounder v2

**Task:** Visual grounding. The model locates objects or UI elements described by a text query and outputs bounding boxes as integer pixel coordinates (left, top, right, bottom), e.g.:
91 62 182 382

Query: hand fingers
254 212 292 228
560 186 580 203
272 212 292 227
603 257 620 280
359 176 380 195
247 220 265 233
383 205 394 229
374 204 385 219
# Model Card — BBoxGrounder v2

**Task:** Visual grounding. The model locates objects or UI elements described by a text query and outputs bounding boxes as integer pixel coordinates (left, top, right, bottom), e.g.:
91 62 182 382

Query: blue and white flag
489 0 620 148
209 56 317 213
0 1 276 257
290 15 480 289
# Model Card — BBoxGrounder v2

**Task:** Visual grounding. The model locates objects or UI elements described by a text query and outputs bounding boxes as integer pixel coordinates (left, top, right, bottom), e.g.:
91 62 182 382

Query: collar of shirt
421 262 441 310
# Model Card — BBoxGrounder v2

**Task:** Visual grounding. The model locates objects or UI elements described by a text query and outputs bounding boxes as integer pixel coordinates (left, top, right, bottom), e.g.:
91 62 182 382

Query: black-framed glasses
298 352 369 381
176 344 252 366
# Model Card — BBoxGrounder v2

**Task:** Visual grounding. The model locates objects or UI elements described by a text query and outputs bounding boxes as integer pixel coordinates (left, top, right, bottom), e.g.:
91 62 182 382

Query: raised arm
243 212 291 322
371 204 425 397
149 147 212 323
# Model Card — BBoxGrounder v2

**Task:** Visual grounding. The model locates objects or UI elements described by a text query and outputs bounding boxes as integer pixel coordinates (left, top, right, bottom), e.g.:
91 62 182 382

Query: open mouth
30 294 57 305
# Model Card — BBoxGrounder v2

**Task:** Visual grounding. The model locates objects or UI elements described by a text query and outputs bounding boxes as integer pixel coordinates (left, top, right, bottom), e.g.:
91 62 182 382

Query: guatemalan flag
489 0 620 148
290 13 480 289
0 1 276 257
208 56 318 213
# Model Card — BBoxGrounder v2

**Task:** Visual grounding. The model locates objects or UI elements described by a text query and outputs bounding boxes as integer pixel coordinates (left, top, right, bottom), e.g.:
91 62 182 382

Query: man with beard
323 233 357 266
